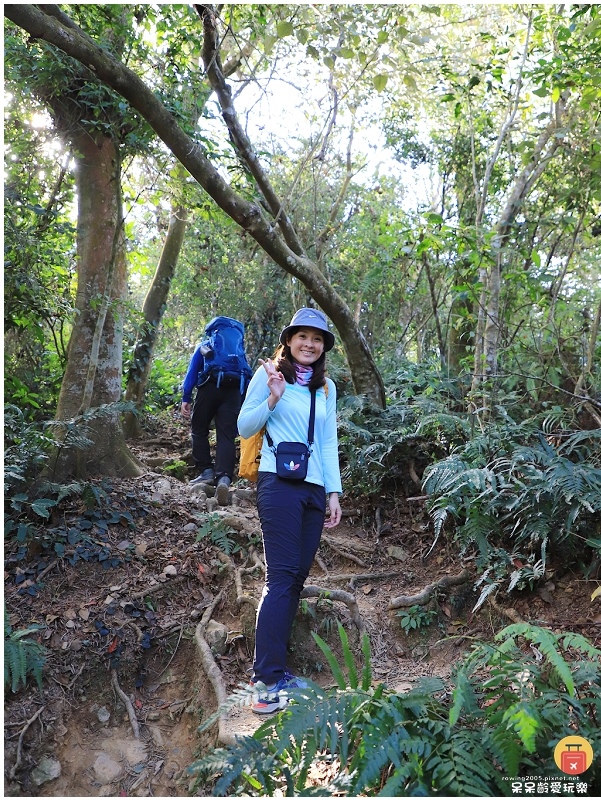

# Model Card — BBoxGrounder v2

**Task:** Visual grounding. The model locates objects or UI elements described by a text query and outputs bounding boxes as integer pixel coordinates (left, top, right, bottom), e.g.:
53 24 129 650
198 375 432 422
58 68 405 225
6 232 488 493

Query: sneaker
190 468 215 486
216 475 231 505
250 673 308 715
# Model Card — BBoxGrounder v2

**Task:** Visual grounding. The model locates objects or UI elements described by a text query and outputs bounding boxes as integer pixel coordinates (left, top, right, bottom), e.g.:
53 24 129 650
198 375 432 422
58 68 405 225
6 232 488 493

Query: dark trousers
253 472 326 685
191 380 242 479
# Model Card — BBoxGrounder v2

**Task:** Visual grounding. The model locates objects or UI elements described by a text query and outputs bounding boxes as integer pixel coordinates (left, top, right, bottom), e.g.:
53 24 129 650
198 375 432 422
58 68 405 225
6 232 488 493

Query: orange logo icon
554 736 593 775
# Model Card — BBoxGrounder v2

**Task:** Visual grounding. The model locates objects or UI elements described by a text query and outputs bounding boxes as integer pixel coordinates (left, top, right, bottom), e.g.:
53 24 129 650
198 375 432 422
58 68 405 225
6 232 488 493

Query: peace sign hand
259 358 286 407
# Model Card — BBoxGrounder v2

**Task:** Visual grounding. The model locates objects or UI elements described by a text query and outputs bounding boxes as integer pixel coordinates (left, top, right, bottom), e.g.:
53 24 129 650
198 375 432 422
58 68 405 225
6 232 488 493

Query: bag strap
265 388 316 453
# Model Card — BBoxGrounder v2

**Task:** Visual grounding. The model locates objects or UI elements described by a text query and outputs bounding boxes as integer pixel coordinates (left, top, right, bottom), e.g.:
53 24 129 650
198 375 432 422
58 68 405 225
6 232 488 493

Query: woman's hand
324 493 342 529
181 401 192 419
259 358 286 408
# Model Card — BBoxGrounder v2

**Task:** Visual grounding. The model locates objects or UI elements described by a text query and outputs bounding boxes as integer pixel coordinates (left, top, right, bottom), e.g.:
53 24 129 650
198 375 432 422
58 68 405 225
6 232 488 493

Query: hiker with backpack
181 316 252 505
237 307 342 714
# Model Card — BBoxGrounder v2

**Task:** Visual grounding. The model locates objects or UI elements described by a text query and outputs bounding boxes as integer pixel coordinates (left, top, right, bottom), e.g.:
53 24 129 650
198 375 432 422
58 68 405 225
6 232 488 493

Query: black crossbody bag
265 390 316 481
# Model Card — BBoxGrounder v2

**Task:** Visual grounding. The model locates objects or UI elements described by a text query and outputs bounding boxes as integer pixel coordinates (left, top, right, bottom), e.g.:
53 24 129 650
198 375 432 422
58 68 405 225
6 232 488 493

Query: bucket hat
279 307 335 352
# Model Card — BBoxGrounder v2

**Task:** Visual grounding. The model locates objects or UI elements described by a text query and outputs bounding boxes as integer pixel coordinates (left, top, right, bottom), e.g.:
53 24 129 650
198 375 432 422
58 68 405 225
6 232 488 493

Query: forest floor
4 412 601 797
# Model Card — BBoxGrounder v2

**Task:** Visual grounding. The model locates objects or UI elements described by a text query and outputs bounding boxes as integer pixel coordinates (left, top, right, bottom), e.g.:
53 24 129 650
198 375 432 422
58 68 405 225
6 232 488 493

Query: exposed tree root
313 570 403 589
488 593 524 623
388 569 471 610
193 588 238 746
322 535 367 568
111 669 140 739
302 585 364 632
9 705 45 780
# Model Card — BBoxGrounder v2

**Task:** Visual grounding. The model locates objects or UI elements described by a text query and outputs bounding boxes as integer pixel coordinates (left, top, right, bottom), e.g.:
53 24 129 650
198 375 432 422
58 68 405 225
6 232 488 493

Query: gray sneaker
216 475 231 505
190 468 215 486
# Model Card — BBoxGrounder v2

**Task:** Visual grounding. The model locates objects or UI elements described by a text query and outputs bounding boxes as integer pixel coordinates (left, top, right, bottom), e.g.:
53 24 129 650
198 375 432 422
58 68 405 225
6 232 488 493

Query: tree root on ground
301 585 364 632
193 588 238 746
9 705 45 780
111 669 140 739
388 569 470 610
488 593 524 623
321 535 367 568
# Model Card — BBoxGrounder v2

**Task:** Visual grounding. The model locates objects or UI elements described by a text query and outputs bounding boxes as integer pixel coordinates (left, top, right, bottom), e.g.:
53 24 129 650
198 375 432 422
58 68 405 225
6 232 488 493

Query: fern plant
423 426 601 607
4 606 47 693
187 623 601 796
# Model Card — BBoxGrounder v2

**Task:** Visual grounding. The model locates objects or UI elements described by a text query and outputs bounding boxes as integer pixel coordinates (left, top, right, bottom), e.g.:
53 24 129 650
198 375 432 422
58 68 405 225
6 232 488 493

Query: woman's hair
273 330 326 391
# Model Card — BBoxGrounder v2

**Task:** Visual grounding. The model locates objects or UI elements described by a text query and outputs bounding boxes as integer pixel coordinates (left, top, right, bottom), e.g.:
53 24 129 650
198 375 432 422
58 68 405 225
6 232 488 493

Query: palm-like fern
188 623 601 796
423 427 601 605
4 606 46 692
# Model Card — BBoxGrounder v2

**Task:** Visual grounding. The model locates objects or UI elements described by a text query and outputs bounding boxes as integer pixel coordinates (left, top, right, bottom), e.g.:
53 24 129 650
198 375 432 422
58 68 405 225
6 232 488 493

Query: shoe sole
216 484 230 505
251 698 288 715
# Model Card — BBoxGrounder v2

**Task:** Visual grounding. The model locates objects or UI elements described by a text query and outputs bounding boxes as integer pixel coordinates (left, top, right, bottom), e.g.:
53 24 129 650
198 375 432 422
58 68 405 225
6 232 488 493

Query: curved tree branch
5 3 385 406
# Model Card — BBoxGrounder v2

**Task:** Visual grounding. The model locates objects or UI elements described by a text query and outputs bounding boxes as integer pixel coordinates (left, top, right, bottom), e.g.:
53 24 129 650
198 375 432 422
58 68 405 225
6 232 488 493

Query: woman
237 307 342 714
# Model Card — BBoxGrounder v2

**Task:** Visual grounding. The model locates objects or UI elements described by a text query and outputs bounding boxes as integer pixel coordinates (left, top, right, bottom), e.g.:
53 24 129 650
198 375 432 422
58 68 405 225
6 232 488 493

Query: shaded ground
4 412 601 796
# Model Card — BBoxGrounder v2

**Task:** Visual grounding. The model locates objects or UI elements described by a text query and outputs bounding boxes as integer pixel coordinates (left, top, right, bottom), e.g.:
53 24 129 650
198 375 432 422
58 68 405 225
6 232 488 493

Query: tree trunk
50 132 142 479
5 4 386 408
123 205 188 438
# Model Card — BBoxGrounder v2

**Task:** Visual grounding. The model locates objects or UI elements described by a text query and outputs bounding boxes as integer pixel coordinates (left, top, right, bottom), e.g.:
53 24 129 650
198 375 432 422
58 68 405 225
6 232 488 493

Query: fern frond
312 631 347 689
501 700 541 753
494 625 577 695
337 623 359 689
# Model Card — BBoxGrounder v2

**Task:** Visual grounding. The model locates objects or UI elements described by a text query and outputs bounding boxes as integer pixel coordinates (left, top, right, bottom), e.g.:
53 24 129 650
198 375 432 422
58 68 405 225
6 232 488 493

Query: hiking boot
216 475 231 505
250 673 308 715
190 468 215 486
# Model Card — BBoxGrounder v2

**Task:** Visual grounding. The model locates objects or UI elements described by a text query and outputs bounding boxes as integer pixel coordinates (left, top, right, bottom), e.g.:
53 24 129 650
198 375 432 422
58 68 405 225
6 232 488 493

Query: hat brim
280 325 335 352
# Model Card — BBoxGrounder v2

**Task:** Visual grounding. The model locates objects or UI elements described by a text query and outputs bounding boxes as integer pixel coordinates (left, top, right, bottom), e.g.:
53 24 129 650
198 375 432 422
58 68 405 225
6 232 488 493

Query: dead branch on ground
9 705 45 779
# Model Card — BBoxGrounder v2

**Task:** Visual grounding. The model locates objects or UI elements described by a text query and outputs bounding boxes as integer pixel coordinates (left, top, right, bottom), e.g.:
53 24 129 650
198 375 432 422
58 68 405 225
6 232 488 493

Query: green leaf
31 498 57 519
551 86 561 103
373 74 388 92
263 34 277 55
295 28 309 45
276 21 293 38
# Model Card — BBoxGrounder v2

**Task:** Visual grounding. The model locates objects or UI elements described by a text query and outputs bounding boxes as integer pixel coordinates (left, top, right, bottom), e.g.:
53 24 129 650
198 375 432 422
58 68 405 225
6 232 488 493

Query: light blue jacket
237 368 343 495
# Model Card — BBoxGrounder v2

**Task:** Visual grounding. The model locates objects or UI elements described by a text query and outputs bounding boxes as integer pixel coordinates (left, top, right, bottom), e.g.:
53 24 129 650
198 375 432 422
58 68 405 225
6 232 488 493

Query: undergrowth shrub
338 361 471 500
189 623 601 796
422 421 601 608
4 606 47 693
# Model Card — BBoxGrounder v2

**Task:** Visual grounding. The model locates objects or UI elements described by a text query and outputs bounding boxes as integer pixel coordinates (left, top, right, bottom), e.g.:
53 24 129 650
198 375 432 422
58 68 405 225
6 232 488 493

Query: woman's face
287 327 325 366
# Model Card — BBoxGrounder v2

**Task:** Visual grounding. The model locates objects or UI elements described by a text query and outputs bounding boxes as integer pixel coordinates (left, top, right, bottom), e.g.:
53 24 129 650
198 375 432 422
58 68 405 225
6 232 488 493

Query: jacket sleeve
237 368 273 437
322 378 343 495
181 346 205 403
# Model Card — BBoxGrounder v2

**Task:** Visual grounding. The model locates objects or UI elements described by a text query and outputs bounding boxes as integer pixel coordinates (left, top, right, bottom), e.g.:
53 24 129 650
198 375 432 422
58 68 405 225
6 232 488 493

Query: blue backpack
197 316 252 393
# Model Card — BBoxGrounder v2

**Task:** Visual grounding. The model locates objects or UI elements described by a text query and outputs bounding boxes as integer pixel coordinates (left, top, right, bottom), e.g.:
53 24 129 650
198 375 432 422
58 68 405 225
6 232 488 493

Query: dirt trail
5 417 599 796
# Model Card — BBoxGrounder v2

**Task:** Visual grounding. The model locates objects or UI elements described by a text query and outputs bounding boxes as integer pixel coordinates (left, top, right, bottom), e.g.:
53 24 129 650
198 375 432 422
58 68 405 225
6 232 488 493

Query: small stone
205 620 229 655
97 706 111 723
387 546 409 561
183 522 197 532
163 565 177 577
93 753 123 784
31 757 61 786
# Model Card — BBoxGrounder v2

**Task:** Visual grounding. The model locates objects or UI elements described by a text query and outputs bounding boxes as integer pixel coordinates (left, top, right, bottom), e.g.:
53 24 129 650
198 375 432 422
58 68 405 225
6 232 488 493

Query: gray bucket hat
279 307 335 352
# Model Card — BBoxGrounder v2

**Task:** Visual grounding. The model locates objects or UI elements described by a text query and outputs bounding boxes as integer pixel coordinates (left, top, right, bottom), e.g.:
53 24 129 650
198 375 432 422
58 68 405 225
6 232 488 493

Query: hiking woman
237 307 342 714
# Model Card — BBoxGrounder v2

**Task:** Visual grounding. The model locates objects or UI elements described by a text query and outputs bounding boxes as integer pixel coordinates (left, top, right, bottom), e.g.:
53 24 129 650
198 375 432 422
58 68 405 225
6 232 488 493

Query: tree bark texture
470 97 568 400
5 4 386 408
51 132 142 478
123 205 188 438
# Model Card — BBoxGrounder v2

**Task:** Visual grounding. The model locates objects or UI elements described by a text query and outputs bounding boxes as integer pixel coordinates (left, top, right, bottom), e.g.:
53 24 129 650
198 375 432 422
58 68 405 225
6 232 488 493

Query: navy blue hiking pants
253 472 327 685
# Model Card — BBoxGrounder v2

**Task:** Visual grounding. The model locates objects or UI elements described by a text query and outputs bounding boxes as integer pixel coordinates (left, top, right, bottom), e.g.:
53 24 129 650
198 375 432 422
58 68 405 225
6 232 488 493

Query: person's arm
238 359 287 435
324 492 341 528
181 346 204 416
322 378 343 496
